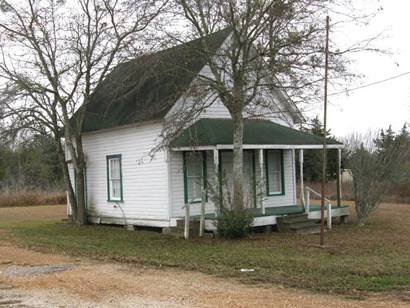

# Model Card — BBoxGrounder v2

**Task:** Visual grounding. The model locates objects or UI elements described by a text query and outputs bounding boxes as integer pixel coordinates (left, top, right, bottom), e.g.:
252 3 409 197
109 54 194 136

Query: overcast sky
308 0 410 138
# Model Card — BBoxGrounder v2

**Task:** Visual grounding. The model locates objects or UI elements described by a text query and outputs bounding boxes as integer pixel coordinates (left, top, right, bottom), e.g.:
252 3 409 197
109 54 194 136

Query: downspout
113 202 127 227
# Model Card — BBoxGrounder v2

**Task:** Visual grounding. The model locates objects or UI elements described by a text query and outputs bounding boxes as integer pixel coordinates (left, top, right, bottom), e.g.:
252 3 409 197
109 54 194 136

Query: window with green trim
184 152 207 203
265 150 284 195
107 155 123 201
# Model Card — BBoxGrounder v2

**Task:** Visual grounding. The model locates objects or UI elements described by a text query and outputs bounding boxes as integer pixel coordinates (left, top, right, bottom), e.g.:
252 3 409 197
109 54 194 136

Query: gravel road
0 205 409 307
0 244 409 307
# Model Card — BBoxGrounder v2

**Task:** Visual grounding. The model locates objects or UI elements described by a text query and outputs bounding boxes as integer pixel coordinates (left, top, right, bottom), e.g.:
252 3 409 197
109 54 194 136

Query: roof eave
171 143 343 151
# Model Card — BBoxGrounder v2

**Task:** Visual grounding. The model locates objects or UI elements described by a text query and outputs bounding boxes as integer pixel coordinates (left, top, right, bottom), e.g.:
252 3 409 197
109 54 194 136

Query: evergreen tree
374 124 410 186
297 116 339 182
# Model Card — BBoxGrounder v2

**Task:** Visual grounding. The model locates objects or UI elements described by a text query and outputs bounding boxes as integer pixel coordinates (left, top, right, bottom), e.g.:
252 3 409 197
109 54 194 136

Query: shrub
216 208 254 239
345 130 408 226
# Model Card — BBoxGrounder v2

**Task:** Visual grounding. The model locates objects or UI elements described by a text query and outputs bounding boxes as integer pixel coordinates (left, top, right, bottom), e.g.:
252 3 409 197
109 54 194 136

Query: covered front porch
200 204 350 232
170 118 347 234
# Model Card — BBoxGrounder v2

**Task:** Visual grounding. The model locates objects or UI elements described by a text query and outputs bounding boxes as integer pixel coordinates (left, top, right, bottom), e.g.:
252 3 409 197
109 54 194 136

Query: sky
311 0 410 138
1 1 408 139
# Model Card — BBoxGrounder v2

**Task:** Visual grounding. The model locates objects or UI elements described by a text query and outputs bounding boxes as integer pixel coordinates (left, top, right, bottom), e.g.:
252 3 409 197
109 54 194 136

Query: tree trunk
75 166 87 224
231 110 244 211
55 137 78 223
63 132 88 225
74 134 88 225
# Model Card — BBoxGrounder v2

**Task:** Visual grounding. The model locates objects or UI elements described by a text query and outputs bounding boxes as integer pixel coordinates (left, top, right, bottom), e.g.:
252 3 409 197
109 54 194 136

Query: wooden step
276 213 309 224
276 213 320 234
277 221 319 231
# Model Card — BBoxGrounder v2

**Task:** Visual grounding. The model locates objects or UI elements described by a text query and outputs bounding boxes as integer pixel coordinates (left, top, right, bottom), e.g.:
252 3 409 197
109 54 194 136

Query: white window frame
266 150 284 196
184 152 206 203
107 154 123 202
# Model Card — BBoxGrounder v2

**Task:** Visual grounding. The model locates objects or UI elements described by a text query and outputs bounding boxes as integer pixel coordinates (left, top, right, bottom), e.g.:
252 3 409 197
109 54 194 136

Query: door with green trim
220 151 255 208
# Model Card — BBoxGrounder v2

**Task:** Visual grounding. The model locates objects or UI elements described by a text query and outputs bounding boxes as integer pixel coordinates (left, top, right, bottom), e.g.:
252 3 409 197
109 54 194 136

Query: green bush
216 208 253 238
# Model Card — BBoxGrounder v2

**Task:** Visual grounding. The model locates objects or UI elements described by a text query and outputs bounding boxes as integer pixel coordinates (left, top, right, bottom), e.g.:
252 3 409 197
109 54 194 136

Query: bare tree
0 0 167 224
155 0 378 211
345 130 408 226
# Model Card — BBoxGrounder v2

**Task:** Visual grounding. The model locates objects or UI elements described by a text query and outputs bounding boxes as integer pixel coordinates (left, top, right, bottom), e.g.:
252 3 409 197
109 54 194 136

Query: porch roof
171 118 343 150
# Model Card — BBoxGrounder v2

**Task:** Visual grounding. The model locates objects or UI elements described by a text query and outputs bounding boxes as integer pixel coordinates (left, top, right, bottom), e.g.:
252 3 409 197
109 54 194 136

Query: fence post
184 203 190 240
199 188 206 237
327 203 332 230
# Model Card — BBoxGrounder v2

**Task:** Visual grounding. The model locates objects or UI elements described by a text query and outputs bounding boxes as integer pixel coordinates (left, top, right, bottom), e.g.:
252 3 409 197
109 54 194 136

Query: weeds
0 190 66 207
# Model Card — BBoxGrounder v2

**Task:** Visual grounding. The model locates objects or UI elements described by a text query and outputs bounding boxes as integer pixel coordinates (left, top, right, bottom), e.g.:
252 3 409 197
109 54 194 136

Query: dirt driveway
0 206 408 307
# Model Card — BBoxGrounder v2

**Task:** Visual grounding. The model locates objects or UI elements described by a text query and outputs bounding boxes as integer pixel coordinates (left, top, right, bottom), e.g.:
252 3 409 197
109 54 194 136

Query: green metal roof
81 29 231 133
171 118 342 147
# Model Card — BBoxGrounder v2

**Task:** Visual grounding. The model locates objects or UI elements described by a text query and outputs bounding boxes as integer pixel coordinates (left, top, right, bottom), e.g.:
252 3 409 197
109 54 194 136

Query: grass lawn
1 203 410 295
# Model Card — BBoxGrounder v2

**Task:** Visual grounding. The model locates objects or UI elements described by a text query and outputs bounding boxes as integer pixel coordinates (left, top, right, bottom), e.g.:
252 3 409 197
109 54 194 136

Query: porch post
336 148 342 207
258 149 265 215
213 148 220 215
184 203 190 240
299 149 305 206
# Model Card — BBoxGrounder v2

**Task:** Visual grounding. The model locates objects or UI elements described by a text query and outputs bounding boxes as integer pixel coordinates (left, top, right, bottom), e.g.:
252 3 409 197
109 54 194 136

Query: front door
220 150 256 208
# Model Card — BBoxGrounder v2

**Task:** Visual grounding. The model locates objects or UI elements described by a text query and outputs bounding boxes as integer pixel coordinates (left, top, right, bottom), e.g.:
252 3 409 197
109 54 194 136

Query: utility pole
320 16 330 247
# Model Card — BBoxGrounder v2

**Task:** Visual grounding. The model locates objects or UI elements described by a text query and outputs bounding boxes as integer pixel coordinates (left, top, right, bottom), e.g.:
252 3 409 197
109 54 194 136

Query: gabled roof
82 29 231 133
171 118 342 148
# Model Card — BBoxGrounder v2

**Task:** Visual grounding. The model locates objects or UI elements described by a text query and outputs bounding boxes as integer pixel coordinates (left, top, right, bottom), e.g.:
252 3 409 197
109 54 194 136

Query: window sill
267 192 284 197
188 199 203 204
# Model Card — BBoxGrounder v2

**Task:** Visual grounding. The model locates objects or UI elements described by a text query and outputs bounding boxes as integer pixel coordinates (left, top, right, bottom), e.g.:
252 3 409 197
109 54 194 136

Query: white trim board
171 144 343 151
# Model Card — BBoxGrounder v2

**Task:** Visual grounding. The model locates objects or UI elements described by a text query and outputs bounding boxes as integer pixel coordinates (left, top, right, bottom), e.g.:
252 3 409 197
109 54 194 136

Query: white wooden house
67 29 348 232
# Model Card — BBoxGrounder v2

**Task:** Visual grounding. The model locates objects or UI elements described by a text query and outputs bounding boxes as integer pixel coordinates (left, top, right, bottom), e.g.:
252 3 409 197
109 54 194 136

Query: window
107 155 123 201
265 150 284 195
183 152 207 203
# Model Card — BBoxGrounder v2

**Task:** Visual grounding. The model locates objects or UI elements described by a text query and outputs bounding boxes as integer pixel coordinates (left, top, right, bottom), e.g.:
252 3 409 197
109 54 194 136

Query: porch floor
191 204 349 220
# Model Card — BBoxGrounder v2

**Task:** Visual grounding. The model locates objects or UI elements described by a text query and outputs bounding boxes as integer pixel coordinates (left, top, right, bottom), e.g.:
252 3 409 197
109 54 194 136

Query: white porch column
213 148 220 214
258 149 265 215
299 149 305 206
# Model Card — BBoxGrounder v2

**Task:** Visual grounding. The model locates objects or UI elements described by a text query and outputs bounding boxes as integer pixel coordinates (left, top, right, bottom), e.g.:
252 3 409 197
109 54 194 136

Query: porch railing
304 186 332 230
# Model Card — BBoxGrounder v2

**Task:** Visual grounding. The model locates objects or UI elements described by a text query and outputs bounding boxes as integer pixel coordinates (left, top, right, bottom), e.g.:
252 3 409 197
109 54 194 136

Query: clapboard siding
200 98 293 127
167 63 296 128
72 124 297 222
81 122 169 221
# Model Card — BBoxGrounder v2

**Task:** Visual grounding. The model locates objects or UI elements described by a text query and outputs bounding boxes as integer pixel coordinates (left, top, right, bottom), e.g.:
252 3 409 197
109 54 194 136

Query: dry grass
299 181 410 203
2 202 410 294
299 181 354 201
0 190 66 208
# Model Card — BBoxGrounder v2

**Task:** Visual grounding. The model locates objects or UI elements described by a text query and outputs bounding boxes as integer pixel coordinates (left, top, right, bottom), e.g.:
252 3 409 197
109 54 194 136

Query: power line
328 71 410 97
